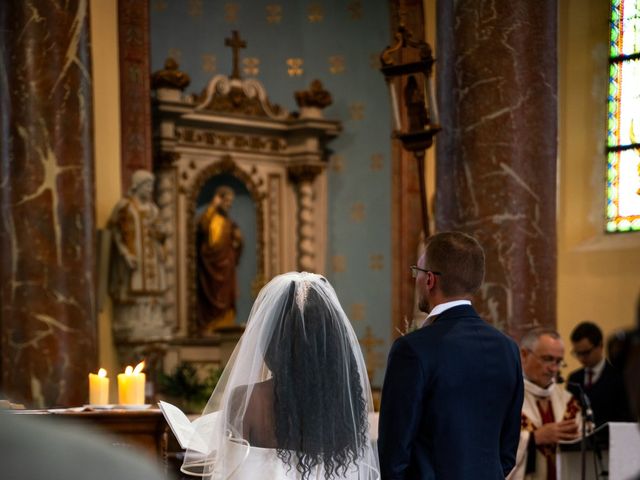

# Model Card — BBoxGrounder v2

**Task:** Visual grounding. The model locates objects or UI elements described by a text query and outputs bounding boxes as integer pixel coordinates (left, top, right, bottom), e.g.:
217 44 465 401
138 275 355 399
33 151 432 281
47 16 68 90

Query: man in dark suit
378 231 524 479
567 321 633 425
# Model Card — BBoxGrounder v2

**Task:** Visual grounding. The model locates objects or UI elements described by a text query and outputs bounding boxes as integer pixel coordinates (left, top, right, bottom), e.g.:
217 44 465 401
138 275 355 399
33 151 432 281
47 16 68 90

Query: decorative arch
186 155 266 334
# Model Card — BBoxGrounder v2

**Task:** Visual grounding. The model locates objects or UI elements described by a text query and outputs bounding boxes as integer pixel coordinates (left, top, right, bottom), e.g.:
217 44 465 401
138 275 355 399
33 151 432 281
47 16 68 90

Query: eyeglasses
410 265 442 279
571 345 597 358
526 349 567 368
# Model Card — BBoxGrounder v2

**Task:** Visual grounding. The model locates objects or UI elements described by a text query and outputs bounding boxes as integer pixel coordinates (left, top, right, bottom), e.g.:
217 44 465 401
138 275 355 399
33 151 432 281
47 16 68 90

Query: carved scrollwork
195 75 289 120
175 126 287 153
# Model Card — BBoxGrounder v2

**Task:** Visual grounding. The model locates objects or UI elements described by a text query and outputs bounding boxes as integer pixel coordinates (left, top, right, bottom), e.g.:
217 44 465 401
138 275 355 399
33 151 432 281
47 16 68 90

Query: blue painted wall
151 0 392 386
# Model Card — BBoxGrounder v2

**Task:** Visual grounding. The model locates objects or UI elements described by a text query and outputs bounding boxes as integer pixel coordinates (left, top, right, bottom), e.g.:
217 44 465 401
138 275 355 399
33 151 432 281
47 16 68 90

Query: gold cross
359 326 384 382
225 30 246 79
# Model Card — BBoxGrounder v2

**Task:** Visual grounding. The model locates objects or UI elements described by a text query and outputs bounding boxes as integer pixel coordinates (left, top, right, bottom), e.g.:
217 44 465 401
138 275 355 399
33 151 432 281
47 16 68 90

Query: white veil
182 272 379 480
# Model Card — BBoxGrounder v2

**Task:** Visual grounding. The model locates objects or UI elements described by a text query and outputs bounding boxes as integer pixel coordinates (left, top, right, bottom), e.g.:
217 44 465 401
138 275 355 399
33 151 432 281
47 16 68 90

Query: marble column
0 0 97 407
436 1 557 339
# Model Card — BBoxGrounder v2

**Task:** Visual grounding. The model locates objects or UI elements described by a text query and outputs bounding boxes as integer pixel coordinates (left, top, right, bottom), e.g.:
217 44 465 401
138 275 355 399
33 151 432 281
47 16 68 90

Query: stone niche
150 72 341 376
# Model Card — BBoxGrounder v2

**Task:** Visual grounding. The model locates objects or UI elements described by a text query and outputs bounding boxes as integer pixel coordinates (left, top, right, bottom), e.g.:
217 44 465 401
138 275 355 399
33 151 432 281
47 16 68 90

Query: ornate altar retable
118 35 342 378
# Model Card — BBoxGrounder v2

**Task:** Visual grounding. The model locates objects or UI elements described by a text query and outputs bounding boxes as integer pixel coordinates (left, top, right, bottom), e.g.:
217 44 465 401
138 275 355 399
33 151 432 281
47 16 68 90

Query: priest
508 328 581 480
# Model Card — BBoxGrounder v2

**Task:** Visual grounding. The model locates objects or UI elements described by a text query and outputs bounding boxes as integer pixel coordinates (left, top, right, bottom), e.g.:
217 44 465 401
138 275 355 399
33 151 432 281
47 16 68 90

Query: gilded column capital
287 164 324 184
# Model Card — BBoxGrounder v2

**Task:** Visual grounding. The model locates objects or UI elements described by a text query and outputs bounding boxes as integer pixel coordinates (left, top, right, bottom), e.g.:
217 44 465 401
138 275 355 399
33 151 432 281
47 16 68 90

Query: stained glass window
607 0 640 232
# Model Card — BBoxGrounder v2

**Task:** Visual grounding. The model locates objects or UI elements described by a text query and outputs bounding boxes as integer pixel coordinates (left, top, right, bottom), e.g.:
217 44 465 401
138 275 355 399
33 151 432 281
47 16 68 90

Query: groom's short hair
425 231 485 297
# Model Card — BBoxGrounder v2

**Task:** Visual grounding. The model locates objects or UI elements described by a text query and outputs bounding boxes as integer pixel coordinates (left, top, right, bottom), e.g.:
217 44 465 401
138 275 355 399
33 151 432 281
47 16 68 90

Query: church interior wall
85 0 640 390
557 0 640 373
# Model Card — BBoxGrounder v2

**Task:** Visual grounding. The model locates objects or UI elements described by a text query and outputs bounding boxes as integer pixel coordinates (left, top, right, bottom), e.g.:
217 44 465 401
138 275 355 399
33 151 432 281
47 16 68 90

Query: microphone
568 381 595 424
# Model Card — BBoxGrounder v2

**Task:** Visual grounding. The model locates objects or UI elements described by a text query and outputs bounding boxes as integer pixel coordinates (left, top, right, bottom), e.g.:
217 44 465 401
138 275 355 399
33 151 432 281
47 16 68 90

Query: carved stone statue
196 186 243 334
108 170 168 342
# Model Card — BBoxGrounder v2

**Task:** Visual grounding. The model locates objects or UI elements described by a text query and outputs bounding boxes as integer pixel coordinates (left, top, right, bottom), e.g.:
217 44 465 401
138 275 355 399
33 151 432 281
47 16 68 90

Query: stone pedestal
436 0 558 339
0 0 97 407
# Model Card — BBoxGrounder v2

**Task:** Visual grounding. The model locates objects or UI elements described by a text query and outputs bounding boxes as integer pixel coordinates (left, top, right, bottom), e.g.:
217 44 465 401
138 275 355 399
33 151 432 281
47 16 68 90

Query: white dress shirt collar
419 300 471 327
587 357 606 384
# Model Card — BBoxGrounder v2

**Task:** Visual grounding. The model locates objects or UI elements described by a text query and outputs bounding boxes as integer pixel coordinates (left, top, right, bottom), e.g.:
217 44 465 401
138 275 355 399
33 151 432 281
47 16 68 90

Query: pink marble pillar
0 0 97 407
435 1 557 340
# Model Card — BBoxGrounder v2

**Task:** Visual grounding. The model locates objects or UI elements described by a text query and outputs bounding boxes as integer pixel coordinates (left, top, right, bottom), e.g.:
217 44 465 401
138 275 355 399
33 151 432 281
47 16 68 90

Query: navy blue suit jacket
378 305 523 480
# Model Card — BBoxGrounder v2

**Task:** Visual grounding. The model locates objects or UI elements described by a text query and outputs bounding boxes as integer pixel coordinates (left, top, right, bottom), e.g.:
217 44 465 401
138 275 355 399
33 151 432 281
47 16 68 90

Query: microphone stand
568 382 607 479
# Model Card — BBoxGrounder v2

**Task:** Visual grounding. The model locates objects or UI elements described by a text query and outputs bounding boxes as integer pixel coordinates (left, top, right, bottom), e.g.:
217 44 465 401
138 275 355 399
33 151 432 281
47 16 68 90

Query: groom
378 231 523 479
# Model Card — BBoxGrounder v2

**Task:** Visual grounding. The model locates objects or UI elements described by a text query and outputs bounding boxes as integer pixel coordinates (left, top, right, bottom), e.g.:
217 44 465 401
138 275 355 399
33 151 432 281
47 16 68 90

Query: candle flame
98 368 107 378
132 360 145 375
125 365 133 375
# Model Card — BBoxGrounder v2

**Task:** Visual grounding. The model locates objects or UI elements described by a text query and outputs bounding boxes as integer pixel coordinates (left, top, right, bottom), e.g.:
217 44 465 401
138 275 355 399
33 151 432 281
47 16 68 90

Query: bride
182 272 380 479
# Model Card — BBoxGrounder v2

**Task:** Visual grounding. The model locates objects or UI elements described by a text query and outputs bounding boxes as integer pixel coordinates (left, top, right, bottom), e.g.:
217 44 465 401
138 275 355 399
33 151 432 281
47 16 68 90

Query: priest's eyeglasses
410 266 442 279
526 349 567 368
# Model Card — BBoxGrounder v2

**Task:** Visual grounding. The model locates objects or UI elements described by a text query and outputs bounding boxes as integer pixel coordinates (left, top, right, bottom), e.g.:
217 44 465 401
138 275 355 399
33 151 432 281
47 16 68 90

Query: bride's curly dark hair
265 282 368 480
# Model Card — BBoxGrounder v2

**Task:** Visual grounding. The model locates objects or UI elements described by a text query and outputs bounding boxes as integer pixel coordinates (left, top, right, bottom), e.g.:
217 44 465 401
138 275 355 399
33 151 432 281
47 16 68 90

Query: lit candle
89 368 110 405
117 361 146 405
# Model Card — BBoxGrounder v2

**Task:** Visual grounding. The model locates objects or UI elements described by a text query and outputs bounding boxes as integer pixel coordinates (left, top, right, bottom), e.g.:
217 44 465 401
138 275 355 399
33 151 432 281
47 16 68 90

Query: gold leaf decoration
369 254 384 271
225 3 239 23
332 255 346 273
331 154 345 172
350 303 365 321
329 55 345 75
307 3 324 22
243 57 260 76
286 58 304 76
128 65 142 84
202 54 216 73
348 0 363 20
266 4 283 24
153 0 168 12
188 0 203 17
359 326 384 381
349 102 365 120
370 153 383 171
168 48 182 63
350 202 365 222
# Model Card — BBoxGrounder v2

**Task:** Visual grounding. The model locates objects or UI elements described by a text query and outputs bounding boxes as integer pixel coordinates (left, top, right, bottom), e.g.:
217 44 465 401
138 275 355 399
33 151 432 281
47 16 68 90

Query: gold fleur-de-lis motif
370 153 383 171
266 4 283 24
331 154 345 172
332 255 346 273
225 3 239 23
125 26 143 47
188 0 203 17
350 303 365 321
286 58 304 76
128 65 142 84
202 54 216 73
369 254 384 271
349 102 365 120
153 0 168 12
307 3 324 22
351 202 365 222
168 48 182 62
243 57 260 76
359 326 384 380
347 0 363 19
329 55 345 74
